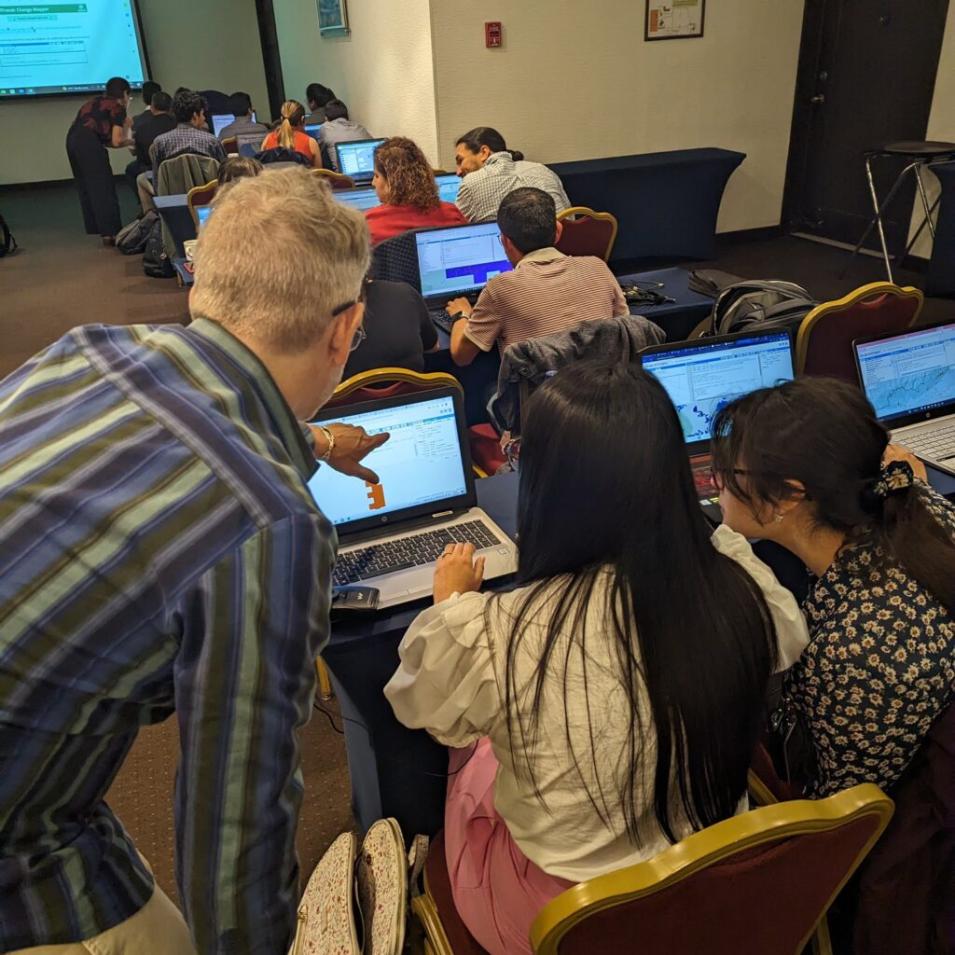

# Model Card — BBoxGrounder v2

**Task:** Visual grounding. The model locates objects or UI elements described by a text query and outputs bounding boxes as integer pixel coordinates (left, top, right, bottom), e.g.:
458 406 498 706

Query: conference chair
311 168 357 190
794 281 923 382
555 207 619 261
186 179 218 229
412 784 894 955
369 230 424 286
221 136 238 156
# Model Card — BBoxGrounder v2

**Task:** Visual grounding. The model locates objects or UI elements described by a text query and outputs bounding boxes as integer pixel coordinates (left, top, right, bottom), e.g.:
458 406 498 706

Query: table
550 148 746 265
323 465 955 838
924 160 955 297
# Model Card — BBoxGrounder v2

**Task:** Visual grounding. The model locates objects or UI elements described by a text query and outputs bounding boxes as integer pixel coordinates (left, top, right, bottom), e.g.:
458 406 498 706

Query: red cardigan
365 201 466 245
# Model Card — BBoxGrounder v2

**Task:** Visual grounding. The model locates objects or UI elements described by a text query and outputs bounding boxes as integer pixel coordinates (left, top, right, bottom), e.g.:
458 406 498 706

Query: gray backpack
116 210 159 255
705 280 816 337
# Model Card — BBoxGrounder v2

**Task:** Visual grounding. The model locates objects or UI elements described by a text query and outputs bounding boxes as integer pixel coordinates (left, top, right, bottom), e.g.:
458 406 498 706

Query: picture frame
319 0 349 37
645 0 705 41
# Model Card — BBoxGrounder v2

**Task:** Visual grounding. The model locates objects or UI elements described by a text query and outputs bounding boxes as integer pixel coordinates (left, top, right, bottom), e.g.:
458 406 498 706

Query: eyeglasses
349 324 366 352
330 298 366 352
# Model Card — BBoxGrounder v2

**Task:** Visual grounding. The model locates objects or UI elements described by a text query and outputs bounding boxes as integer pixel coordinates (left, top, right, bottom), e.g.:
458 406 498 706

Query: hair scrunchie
870 459 915 500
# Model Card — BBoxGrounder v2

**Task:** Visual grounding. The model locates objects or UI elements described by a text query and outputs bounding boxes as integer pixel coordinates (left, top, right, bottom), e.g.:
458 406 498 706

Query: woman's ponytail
277 100 305 150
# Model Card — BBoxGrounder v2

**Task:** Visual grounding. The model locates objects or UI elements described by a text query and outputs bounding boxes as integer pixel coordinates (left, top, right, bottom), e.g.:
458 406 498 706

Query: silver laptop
854 321 955 476
334 138 387 183
307 386 517 609
235 131 265 157
332 186 380 212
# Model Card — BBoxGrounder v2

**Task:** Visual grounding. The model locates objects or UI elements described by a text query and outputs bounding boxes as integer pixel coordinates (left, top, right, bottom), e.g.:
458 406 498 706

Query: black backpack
143 215 175 278
704 280 816 337
116 210 158 256
0 212 18 258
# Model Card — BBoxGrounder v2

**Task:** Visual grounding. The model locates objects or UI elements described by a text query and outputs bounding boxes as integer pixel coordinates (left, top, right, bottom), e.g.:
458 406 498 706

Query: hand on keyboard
433 542 485 604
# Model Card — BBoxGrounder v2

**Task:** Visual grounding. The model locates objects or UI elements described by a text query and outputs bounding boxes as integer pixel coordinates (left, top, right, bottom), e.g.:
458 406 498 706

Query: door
783 0 950 250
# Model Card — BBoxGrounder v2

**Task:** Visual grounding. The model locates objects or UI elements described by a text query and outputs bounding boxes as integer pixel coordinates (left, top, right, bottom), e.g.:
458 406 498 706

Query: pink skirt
444 738 575 955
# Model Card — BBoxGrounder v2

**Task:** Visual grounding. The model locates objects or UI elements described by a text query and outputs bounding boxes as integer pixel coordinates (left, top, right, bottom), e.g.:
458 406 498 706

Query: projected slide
307 395 467 526
416 223 512 298
0 0 146 97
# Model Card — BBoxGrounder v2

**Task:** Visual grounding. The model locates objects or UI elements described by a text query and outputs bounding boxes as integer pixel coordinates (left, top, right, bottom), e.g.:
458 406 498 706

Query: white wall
428 0 806 233
274 0 439 162
0 0 269 185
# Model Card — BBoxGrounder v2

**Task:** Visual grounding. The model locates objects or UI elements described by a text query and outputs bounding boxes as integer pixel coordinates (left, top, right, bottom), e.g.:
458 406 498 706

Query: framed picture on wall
318 0 349 37
645 0 705 41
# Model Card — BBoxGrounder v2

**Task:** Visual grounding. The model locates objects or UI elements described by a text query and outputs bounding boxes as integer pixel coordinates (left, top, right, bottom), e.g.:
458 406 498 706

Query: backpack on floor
704 280 816 337
143 215 175 278
116 210 158 256
0 212 18 258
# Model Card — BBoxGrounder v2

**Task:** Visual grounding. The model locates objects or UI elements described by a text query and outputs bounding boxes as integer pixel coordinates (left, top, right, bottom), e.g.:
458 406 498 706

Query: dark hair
498 362 778 843
175 86 188 96
306 83 335 108
455 126 524 162
497 187 556 253
374 137 439 211
324 98 349 121
141 80 161 105
151 90 172 113
712 377 955 613
105 77 131 99
217 155 263 184
173 89 204 124
229 91 252 116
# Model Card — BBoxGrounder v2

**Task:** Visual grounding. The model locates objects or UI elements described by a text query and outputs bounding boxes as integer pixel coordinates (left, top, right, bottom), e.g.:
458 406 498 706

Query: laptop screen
641 332 795 446
435 173 462 204
196 205 212 230
308 392 470 529
335 139 386 180
211 113 235 138
235 132 264 157
304 123 323 140
415 222 513 299
856 322 955 422
333 187 380 212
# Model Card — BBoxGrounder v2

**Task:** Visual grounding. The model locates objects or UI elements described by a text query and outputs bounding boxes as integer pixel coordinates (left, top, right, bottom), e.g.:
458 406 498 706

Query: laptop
435 173 462 204
854 321 955 476
414 222 513 331
307 387 518 609
211 113 235 138
639 330 796 509
235 131 265 157
304 122 323 140
196 204 212 230
334 138 386 183
333 186 380 212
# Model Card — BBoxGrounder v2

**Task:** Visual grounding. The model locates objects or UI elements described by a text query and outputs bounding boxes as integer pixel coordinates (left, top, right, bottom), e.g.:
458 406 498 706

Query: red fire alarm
485 21 502 48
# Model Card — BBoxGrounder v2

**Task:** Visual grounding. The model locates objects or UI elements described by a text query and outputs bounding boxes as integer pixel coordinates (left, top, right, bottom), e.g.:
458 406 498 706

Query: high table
924 160 955 297
323 465 955 839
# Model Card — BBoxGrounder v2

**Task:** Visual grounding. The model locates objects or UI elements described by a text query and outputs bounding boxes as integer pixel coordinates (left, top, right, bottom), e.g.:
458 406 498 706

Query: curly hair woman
365 137 465 245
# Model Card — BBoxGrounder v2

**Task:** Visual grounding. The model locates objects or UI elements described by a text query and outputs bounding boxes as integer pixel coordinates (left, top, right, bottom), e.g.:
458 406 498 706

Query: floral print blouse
783 482 955 797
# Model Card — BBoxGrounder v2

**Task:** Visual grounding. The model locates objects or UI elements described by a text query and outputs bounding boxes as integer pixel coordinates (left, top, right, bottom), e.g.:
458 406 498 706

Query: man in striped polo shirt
446 187 629 366
0 169 386 954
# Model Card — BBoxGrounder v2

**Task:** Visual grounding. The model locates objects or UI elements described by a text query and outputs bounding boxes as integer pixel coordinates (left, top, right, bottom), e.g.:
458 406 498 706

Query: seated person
261 100 322 168
320 99 373 172
306 82 336 124
454 126 571 223
217 155 263 184
343 279 438 379
217 91 268 141
364 137 466 245
125 89 175 202
712 377 955 798
131 80 161 133
447 187 628 366
386 361 808 955
150 89 227 181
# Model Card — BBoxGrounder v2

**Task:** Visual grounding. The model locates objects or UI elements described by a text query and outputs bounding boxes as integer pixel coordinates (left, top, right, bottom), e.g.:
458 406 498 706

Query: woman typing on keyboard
385 362 809 955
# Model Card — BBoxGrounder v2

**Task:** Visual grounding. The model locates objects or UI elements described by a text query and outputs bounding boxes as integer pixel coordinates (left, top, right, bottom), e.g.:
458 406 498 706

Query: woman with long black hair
386 362 808 955
711 377 955 798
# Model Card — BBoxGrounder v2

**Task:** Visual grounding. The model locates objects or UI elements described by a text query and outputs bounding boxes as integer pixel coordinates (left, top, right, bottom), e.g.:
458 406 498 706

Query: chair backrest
369 229 424 287
530 783 893 955
186 179 218 228
555 206 619 261
156 153 221 198
795 282 923 382
312 168 357 190
222 136 238 156
324 367 463 411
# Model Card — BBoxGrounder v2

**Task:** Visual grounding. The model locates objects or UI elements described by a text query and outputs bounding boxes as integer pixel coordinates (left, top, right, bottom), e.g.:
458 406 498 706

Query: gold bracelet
317 425 335 462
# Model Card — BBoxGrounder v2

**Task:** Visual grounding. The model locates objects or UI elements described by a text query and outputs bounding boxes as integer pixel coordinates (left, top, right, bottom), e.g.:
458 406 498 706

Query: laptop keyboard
899 420 955 460
430 309 455 334
333 520 502 586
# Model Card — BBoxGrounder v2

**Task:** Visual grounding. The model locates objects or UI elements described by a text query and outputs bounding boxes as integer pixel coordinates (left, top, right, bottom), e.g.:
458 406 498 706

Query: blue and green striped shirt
0 319 335 953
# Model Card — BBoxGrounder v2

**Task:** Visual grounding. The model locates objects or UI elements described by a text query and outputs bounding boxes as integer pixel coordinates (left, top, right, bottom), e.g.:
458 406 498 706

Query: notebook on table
854 321 955 477
308 387 518 609
639 330 796 511
334 138 387 183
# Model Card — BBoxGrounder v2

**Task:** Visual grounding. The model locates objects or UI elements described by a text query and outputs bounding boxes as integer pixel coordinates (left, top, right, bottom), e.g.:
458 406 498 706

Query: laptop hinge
338 507 472 546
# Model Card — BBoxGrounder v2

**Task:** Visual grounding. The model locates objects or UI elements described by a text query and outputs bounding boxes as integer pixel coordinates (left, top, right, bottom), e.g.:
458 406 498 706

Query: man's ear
326 302 364 366
554 219 564 243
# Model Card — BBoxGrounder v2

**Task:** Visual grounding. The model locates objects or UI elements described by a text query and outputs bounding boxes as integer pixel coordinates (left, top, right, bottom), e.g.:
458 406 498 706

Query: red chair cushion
469 424 506 474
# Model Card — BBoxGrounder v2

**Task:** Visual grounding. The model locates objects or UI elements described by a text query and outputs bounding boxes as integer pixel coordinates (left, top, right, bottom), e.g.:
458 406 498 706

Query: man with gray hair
0 168 384 953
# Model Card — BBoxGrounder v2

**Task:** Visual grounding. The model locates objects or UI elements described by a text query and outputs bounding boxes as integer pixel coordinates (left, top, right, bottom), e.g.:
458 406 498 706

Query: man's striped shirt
0 319 335 953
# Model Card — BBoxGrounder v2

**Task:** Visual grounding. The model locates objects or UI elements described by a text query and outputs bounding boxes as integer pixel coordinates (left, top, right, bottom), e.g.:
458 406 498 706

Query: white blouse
384 525 809 882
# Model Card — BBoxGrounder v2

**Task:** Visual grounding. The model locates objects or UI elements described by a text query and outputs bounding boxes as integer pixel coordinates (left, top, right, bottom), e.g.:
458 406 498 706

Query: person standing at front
0 168 386 954
65 76 134 245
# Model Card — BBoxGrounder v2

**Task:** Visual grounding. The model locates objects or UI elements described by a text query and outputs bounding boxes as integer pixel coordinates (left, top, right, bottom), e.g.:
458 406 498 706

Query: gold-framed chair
555 207 619 261
221 136 238 155
186 179 218 228
315 658 333 702
794 281 923 382
311 168 357 190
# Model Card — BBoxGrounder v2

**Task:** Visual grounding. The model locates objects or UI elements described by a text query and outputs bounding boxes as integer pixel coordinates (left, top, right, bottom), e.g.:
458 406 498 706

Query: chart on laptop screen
416 225 513 298
643 334 794 444
856 324 955 421
307 395 467 526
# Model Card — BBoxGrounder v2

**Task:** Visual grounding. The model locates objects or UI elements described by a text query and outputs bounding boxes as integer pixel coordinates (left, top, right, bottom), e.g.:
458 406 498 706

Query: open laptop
435 173 462 204
415 222 513 331
854 321 955 476
639 330 796 510
236 131 265 157
333 186 380 212
334 138 386 183
210 113 235 137
307 387 518 609
196 204 212 230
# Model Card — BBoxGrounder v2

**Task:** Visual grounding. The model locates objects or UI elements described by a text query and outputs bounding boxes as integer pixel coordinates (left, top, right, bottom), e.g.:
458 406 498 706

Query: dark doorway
782 0 950 250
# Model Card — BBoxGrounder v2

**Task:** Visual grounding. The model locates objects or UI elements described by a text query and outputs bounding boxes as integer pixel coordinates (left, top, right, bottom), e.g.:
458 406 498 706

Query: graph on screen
415 223 512 298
